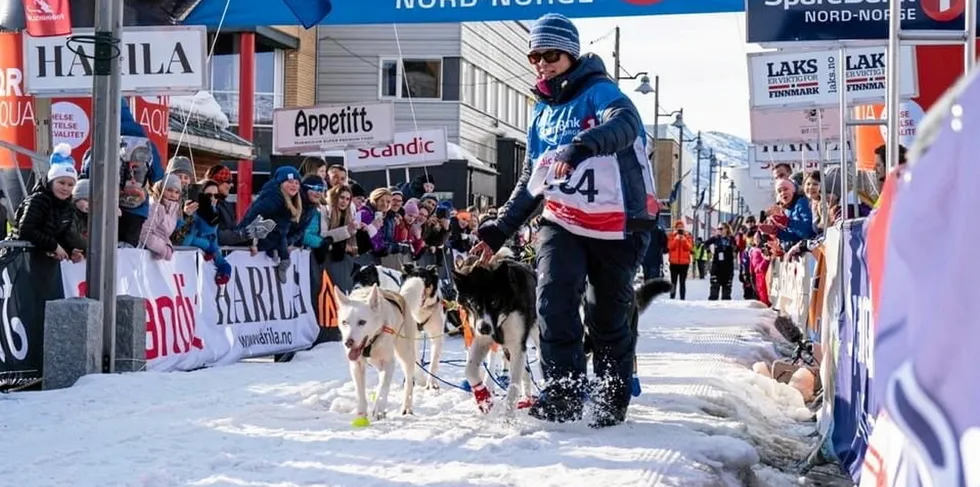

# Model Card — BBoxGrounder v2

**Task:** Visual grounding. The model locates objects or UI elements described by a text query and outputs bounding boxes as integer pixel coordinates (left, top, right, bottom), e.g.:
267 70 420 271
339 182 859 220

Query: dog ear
368 285 382 310
332 285 348 307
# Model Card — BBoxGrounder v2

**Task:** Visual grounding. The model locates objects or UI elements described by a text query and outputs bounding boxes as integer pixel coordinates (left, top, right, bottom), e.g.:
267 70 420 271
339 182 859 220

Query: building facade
316 22 536 206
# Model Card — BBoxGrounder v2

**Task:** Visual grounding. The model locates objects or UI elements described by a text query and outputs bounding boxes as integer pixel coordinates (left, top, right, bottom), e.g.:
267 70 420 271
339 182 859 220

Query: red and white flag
22 0 72 38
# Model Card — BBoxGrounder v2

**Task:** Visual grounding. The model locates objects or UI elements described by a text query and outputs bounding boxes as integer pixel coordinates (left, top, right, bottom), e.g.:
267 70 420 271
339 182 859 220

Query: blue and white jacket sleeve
565 83 643 165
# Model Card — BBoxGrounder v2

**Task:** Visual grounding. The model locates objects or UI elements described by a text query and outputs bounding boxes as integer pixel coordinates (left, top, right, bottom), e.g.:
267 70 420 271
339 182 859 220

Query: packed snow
2 280 821 487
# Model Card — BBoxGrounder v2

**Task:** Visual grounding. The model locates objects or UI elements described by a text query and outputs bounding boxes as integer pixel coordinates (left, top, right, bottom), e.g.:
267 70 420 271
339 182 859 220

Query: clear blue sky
576 13 760 139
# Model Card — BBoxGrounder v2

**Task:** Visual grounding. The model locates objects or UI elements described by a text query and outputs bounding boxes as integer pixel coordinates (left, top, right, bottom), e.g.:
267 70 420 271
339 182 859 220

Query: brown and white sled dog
453 249 540 413
401 263 447 390
333 277 426 420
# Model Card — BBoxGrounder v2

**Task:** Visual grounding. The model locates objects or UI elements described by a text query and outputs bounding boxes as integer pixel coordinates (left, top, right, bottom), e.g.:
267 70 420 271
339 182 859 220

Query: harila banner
748 143 844 180
60 248 318 372
748 46 918 110
273 102 395 154
750 108 841 144
345 128 448 171
21 0 72 38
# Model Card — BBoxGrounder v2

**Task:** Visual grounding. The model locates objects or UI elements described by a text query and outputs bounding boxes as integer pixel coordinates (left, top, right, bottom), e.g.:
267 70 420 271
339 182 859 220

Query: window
378 57 443 100
497 83 507 121
487 78 498 117
462 61 475 106
510 88 521 127
206 33 284 126
518 95 528 130
475 69 487 111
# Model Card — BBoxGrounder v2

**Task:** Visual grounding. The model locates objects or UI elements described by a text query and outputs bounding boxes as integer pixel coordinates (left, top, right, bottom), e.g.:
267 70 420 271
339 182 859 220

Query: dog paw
401 408 414 416
371 409 387 420
425 381 440 390
473 383 493 413
516 396 536 410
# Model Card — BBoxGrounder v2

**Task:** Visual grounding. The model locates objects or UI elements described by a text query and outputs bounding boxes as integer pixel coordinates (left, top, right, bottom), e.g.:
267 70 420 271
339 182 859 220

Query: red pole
236 32 256 220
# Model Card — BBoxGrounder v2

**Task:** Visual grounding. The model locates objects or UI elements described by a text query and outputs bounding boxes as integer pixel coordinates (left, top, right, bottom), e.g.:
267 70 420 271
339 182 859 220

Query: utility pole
613 26 621 85
693 140 702 240
87 0 125 373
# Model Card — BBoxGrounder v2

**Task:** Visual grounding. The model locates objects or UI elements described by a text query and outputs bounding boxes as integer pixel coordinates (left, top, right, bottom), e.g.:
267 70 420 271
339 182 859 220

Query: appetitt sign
272 102 395 154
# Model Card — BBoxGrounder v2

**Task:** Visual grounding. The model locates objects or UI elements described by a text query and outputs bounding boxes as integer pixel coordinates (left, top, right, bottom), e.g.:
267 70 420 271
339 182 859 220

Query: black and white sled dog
352 264 402 292
452 248 672 414
452 248 539 413
401 263 447 390
333 276 426 421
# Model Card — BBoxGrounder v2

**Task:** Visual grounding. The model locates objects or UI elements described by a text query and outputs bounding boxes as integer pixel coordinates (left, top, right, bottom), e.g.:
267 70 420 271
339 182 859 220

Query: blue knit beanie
273 166 302 184
529 13 580 59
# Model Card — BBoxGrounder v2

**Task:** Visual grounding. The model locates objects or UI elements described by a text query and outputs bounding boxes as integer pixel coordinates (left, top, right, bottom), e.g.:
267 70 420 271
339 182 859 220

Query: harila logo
922 0 964 22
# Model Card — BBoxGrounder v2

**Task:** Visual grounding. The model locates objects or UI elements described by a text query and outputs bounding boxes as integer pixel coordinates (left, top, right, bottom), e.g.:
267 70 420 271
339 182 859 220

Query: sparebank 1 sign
748 46 918 110
272 102 396 154
746 0 972 43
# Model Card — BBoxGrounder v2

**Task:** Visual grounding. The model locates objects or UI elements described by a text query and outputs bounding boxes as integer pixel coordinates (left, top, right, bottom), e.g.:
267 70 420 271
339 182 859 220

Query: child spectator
139 174 183 260
183 180 232 285
238 166 303 283
71 178 91 245
748 230 771 306
10 144 85 262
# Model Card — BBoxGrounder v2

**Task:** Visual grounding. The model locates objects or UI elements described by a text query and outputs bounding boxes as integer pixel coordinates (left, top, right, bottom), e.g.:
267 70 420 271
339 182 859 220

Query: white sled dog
334 277 426 420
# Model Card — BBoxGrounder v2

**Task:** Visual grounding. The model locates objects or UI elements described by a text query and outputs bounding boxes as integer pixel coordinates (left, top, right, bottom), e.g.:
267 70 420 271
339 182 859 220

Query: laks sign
272 101 395 154
748 46 918 110
345 128 448 171
22 26 207 96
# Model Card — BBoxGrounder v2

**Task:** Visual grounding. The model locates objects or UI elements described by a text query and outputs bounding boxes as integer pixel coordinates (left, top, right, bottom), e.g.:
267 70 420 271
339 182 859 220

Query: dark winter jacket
238 181 297 260
479 54 651 249
10 186 85 254
704 235 737 277
398 174 434 201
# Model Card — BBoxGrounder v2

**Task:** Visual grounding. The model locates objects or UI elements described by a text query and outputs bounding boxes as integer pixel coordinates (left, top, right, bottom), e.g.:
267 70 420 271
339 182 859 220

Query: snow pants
535 221 649 400
709 270 734 300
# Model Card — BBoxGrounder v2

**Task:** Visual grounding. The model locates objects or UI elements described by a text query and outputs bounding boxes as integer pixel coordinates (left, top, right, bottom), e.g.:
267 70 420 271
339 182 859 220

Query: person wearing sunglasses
471 13 657 428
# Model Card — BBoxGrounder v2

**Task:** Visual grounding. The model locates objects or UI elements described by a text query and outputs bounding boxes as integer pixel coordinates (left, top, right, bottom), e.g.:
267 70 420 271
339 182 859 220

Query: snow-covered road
2 280 822 487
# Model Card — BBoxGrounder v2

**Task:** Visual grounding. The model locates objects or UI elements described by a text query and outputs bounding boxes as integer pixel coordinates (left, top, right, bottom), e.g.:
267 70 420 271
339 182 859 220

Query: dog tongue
347 346 362 361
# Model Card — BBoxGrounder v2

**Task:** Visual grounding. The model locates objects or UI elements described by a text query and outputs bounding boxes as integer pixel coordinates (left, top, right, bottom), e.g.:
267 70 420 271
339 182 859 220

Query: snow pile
169 90 231 129
1 281 820 487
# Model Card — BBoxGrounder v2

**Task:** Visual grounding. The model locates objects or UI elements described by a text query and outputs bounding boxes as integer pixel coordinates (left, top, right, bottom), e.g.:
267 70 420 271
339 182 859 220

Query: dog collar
382 325 397 335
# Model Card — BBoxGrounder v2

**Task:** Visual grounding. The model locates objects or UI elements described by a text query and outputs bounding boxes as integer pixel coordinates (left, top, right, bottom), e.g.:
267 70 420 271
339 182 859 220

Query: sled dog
401 263 447 390
334 277 426 420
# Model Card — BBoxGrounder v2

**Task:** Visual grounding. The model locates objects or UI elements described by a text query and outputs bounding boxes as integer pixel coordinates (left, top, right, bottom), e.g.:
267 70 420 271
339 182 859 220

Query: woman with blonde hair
355 187 395 259
238 166 303 282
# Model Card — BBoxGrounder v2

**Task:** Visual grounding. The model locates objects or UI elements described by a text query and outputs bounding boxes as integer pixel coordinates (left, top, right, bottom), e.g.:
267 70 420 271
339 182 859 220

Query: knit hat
421 193 438 204
273 166 302 184
403 199 419 217
529 13 580 58
350 182 367 199
72 179 91 201
47 143 78 182
163 173 182 192
166 155 194 178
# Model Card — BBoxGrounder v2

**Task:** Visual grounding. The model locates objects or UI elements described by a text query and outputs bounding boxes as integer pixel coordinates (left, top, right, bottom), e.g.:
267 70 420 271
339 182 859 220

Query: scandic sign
746 0 975 42
748 46 918 110
344 128 448 171
750 107 841 143
272 102 396 154
22 26 207 96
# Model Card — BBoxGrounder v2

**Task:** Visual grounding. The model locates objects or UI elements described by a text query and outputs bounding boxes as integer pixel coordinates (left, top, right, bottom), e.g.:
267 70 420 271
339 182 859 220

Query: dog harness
362 295 404 358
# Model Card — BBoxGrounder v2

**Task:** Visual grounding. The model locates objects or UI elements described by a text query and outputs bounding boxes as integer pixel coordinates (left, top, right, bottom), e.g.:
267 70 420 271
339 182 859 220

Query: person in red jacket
666 220 694 299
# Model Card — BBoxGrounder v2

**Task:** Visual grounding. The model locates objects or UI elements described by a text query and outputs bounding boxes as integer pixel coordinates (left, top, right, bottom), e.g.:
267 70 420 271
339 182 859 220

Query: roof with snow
167 92 253 160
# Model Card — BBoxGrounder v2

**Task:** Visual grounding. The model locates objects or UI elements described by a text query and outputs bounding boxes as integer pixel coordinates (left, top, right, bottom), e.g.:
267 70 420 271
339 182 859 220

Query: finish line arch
185 0 744 29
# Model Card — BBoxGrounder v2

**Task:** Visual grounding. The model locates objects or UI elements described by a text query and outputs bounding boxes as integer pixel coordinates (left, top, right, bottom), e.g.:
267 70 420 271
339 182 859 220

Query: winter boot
588 376 631 428
276 258 291 284
528 385 583 423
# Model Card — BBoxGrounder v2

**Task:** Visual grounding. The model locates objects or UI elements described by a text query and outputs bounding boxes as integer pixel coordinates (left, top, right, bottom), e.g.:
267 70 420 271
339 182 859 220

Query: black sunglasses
527 50 563 64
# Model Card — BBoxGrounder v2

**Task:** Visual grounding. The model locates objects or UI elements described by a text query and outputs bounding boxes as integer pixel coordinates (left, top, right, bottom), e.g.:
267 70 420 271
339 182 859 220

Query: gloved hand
245 216 276 240
475 223 507 253
275 258 291 284
554 142 591 169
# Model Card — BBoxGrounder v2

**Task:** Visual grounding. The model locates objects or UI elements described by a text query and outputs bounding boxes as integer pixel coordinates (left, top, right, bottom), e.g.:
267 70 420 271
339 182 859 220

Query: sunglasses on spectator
204 192 218 199
527 50 563 64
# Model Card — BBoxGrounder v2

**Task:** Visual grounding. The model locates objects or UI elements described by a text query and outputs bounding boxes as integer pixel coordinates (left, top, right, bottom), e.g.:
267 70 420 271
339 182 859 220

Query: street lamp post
728 180 736 222
707 152 718 231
